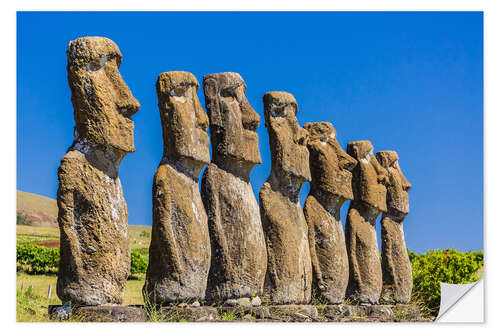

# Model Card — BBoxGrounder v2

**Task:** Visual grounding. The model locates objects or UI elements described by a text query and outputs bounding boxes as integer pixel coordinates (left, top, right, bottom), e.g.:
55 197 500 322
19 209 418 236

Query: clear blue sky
17 11 483 253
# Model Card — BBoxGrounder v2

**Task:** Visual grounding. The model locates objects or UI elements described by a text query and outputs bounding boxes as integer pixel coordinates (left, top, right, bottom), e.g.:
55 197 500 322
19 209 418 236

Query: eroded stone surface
144 72 211 304
345 141 388 304
161 306 220 321
377 151 412 303
73 306 147 322
57 37 140 306
201 72 267 302
303 122 357 304
259 91 312 304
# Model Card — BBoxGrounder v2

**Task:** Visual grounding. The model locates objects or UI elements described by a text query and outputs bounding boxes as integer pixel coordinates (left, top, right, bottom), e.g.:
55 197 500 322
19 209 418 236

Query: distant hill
17 190 58 228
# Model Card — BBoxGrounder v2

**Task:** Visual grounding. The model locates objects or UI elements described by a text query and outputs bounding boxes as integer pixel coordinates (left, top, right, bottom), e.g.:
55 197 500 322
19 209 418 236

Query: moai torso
259 91 312 304
376 151 412 304
144 72 211 304
345 141 388 304
303 122 357 304
201 72 267 303
56 37 140 306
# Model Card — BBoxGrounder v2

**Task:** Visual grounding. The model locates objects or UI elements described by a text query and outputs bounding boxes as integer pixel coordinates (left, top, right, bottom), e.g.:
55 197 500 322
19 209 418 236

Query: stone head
347 140 388 212
376 151 411 215
67 37 140 154
263 91 311 185
304 122 357 203
203 72 262 170
156 71 210 168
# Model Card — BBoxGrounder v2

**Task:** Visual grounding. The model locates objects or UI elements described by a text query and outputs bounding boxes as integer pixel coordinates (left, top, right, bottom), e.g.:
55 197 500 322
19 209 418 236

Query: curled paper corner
436 278 484 322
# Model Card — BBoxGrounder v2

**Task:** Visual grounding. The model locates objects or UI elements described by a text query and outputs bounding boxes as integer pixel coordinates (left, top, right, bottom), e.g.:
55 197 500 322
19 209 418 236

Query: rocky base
49 305 147 322
49 303 429 322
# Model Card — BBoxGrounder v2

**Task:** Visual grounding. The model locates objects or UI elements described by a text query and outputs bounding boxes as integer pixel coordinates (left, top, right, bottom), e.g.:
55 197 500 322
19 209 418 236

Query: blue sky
17 11 483 253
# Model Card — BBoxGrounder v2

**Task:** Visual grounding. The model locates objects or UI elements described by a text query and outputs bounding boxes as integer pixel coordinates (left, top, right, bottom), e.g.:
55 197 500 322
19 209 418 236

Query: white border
3 1 496 332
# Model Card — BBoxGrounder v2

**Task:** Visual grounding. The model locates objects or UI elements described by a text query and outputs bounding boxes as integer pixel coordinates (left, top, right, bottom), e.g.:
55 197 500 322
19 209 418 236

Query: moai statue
345 141 388 304
376 151 412 304
201 72 267 304
259 91 312 304
303 122 357 304
144 72 211 304
57 37 140 306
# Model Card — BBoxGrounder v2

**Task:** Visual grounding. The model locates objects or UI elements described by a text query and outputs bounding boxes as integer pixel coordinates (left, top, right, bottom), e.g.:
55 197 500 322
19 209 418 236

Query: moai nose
297 127 309 146
240 96 260 132
194 98 209 132
116 78 140 118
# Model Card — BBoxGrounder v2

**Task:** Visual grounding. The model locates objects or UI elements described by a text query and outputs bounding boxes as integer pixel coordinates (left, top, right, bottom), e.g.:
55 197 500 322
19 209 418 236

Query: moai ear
204 78 217 99
348 144 360 160
203 78 222 127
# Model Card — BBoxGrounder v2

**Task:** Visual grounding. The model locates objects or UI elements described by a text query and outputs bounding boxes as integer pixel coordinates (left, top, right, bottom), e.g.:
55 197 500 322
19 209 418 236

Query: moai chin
376 151 412 304
345 140 388 304
303 122 357 304
57 37 140 306
144 71 211 304
201 72 267 304
259 91 312 304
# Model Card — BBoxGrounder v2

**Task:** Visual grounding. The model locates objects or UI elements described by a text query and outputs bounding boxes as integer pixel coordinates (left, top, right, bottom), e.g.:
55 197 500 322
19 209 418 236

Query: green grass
17 224 152 250
221 309 237 321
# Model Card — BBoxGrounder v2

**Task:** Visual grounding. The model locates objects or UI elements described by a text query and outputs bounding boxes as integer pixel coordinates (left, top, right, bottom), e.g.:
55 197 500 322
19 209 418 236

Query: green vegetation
409 248 484 317
131 251 148 274
17 243 149 276
17 244 59 274
17 212 33 225
221 309 237 321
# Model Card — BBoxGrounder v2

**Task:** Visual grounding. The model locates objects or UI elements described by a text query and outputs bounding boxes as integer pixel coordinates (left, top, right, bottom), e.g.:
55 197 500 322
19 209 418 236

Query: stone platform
49 303 425 322
49 305 147 322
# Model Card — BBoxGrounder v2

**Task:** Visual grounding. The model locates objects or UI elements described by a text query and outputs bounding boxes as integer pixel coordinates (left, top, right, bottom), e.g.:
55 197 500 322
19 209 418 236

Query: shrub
17 212 33 226
16 244 149 276
409 248 484 317
16 244 59 274
130 251 148 274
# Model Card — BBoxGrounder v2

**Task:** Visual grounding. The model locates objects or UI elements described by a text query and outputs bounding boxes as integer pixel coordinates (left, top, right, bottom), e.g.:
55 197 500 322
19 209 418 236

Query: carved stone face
156 71 210 166
263 91 311 184
304 122 357 202
347 141 388 212
203 72 262 166
376 151 411 215
67 37 140 154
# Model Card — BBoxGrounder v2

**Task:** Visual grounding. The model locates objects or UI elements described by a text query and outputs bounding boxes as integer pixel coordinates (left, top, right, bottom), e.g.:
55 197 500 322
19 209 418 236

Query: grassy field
16 223 152 321
17 272 146 321
16 224 152 251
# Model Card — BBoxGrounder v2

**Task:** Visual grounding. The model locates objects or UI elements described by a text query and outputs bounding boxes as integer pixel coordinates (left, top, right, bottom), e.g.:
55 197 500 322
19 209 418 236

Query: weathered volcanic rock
259 91 312 304
57 37 140 306
345 141 388 304
201 72 267 302
376 151 412 304
144 72 211 304
72 305 147 322
303 122 357 304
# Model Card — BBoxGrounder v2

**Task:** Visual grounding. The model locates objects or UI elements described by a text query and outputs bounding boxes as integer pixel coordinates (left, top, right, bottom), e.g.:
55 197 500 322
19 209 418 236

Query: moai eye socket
271 104 287 118
87 55 108 71
221 85 237 98
170 87 186 97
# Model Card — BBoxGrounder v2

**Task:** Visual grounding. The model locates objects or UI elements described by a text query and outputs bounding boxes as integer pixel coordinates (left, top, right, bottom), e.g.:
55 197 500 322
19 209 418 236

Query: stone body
345 141 388 304
144 72 211 304
57 37 140 306
303 122 357 304
201 72 267 302
376 151 412 304
259 91 312 304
